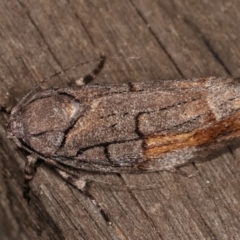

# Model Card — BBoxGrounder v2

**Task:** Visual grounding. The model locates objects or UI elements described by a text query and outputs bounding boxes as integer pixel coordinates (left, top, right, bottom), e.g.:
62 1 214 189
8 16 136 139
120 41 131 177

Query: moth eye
6 113 24 139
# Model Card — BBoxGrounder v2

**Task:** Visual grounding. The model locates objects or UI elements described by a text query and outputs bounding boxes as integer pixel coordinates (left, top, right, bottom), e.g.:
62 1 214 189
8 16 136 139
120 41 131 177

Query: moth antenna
13 56 105 113
11 54 140 114
75 54 106 86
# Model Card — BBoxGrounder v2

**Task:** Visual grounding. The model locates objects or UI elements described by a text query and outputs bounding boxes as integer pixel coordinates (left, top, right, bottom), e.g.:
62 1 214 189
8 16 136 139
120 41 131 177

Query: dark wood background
1 0 240 239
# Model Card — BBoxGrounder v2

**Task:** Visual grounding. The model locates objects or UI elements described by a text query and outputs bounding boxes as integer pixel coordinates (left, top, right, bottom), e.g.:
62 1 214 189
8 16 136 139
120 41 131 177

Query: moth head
6 91 85 156
6 107 25 140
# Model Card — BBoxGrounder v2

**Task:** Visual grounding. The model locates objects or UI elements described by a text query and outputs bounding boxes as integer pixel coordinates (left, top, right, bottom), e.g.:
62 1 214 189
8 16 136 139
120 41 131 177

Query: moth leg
75 55 106 86
55 168 112 225
23 154 38 202
166 166 197 178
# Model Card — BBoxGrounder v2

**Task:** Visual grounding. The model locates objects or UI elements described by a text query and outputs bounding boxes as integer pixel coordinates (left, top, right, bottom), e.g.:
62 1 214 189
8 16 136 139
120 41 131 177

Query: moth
6 55 240 224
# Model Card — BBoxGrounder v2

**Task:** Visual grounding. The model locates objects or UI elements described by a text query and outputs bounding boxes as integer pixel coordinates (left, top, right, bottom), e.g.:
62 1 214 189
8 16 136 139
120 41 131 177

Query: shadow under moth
6 56 240 224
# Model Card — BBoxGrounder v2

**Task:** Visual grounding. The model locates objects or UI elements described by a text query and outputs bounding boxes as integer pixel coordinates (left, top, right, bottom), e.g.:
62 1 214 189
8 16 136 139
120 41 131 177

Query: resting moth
6 55 240 224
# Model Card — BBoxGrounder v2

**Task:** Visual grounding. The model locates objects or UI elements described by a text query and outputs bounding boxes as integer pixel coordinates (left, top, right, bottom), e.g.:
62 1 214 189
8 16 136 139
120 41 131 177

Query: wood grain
1 0 240 239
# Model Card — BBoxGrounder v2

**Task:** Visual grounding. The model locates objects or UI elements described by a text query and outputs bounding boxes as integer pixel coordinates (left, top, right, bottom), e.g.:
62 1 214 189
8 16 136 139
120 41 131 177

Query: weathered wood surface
1 0 240 239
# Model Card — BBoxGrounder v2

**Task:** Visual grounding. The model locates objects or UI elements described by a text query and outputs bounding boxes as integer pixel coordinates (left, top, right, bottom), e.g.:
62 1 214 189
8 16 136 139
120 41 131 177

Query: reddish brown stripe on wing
144 112 240 159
